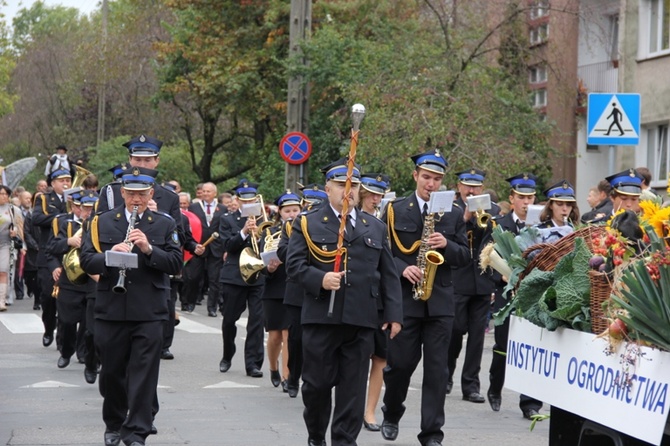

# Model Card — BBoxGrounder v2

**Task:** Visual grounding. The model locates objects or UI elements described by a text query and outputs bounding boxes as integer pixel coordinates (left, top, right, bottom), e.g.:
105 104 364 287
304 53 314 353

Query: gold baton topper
201 232 220 248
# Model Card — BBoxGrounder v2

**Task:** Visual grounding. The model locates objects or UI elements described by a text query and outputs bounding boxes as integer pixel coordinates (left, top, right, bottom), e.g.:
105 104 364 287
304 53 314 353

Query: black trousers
220 283 264 372
163 281 178 349
38 267 57 336
285 304 303 390
96 319 163 446
302 324 373 446
24 268 39 299
383 315 452 446
55 288 87 359
488 289 542 412
447 293 490 395
184 255 222 312
84 296 99 373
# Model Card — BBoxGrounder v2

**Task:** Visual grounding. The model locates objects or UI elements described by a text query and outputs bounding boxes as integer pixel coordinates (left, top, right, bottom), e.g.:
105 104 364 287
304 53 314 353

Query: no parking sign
279 132 312 165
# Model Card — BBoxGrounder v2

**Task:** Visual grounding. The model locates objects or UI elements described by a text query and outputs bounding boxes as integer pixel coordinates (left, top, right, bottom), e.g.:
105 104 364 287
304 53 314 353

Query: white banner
506 316 670 444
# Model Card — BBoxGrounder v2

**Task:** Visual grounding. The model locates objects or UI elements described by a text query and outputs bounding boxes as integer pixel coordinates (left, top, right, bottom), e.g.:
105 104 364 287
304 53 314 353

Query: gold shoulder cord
386 202 422 255
90 215 102 253
299 215 346 268
285 219 293 238
52 217 59 237
41 194 48 215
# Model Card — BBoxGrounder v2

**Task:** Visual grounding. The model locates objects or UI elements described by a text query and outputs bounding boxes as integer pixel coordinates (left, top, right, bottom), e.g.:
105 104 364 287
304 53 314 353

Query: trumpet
239 195 273 284
475 209 492 229
113 205 139 294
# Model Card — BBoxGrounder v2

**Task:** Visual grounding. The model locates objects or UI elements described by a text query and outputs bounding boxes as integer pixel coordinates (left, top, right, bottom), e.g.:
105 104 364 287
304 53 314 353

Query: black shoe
42 333 53 347
487 392 501 411
181 304 188 311
381 420 399 441
84 367 97 384
462 392 485 403
424 440 442 446
219 359 231 373
281 380 288 392
150 423 157 435
307 439 326 446
208 310 217 317
287 385 299 398
522 408 540 420
446 381 453 394
104 431 121 446
188 304 195 313
247 367 263 378
33 304 41 310
57 356 70 369
270 370 281 387
128 442 144 446
363 420 380 432
77 357 85 364
161 349 174 360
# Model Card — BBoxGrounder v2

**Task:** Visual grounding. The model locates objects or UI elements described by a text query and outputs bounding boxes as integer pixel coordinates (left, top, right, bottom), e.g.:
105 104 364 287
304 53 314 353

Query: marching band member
380 150 469 446
486 173 543 419
537 180 580 228
261 191 301 388
286 158 402 446
448 169 501 404
218 179 266 377
358 172 391 432
80 167 182 446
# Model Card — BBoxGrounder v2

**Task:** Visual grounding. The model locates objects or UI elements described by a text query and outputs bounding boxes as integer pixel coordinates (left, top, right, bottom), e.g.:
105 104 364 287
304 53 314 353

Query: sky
1 0 100 26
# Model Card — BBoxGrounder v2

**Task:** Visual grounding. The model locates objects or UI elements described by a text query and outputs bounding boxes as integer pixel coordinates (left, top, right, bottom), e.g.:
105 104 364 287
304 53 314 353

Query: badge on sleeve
172 231 180 244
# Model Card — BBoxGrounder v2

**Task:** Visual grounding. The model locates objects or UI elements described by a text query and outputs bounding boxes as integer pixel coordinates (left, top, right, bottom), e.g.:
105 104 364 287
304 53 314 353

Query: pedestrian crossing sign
587 93 640 146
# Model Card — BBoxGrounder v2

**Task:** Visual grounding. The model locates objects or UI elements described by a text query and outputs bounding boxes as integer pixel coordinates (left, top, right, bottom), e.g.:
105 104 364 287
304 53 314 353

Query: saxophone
412 212 445 301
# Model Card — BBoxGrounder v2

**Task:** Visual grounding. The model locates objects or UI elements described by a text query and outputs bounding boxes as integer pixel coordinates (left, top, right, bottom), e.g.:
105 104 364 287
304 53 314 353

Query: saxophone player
381 150 469 446
80 167 182 446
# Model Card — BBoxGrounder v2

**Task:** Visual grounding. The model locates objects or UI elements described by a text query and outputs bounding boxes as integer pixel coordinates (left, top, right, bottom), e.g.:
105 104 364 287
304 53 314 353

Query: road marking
175 315 221 334
204 381 259 389
0 313 44 334
22 380 79 388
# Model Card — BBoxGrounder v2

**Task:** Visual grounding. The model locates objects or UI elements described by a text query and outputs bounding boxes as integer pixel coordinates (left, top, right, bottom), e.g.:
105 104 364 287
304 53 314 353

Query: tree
0 3 17 118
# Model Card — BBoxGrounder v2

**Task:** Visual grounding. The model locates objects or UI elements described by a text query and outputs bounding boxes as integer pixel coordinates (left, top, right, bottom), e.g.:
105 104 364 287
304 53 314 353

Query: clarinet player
380 150 469 446
80 167 182 446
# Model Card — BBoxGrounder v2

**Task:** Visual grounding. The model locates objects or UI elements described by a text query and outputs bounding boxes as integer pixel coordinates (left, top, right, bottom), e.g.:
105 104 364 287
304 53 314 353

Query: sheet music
525 204 544 226
428 190 455 214
240 202 262 217
261 249 280 267
466 194 491 212
105 251 138 269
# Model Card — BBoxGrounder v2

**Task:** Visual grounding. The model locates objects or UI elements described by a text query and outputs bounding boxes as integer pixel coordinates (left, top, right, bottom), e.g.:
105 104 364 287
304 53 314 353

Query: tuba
65 164 94 213
412 211 445 301
239 195 272 284
63 227 87 284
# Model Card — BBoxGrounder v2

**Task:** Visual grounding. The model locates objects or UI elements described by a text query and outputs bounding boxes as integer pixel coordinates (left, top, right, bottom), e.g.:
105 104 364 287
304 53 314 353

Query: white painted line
175 315 221 334
204 381 259 389
0 313 44 334
22 380 79 388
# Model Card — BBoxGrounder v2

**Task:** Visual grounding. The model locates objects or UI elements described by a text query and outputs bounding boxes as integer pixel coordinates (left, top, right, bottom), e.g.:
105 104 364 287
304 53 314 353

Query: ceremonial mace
328 103 365 318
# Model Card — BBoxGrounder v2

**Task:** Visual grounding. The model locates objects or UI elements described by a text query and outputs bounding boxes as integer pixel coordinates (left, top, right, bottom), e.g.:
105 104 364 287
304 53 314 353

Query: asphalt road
0 296 549 445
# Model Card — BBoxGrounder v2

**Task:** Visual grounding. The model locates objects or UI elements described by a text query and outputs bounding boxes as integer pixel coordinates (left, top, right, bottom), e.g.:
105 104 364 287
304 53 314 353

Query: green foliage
0 13 17 117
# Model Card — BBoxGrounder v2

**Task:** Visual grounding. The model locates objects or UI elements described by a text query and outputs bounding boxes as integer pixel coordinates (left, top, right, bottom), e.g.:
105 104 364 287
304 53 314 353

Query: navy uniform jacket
383 194 470 318
45 213 95 293
98 181 182 241
286 205 403 328
218 210 265 287
492 212 518 234
79 206 182 321
188 202 226 258
453 196 501 295
277 218 303 307
32 191 67 267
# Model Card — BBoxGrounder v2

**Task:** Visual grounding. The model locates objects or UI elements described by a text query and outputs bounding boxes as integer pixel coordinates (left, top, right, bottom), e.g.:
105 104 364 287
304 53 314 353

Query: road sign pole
285 0 311 191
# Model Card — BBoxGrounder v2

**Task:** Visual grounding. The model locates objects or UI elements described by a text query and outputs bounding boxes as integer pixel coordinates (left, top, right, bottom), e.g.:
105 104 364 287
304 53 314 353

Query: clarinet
113 205 139 294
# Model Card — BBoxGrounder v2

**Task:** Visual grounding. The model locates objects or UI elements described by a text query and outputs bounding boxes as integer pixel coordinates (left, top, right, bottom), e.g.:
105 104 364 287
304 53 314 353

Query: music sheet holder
105 251 138 269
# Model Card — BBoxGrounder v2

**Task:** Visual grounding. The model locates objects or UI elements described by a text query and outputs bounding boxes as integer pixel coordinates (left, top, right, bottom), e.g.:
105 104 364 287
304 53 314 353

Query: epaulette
302 207 319 216
453 202 461 208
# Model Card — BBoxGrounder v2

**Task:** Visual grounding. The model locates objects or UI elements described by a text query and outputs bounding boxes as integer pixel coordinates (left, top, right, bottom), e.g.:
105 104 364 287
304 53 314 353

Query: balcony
577 60 619 93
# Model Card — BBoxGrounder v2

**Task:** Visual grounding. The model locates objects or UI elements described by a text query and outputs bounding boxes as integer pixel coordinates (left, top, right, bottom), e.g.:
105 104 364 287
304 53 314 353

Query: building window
530 23 549 45
530 0 550 20
647 124 669 183
647 0 670 54
533 88 547 107
529 65 548 84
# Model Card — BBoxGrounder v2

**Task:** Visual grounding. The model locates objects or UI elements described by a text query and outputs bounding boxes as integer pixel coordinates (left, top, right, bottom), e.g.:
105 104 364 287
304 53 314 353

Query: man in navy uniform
381 150 470 446
447 169 501 403
218 179 266 377
32 167 71 347
80 167 182 446
286 158 403 446
46 190 98 370
487 173 543 419
97 135 181 228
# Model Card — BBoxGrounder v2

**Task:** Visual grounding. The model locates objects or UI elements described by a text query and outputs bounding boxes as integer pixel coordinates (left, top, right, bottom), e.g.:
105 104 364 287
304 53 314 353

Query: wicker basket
520 225 607 279
589 270 613 334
